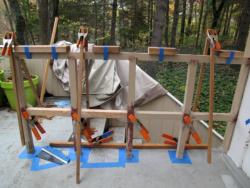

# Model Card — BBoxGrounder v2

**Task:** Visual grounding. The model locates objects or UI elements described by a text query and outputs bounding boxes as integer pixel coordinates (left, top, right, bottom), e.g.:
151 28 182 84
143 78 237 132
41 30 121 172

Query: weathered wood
92 45 120 54
14 45 70 53
40 17 59 103
126 56 136 157
11 53 34 153
27 107 232 121
68 57 82 184
50 142 209 149
223 32 250 152
208 48 215 163
176 61 197 158
215 50 243 58
1 46 248 64
9 49 25 146
148 47 177 56
50 142 207 149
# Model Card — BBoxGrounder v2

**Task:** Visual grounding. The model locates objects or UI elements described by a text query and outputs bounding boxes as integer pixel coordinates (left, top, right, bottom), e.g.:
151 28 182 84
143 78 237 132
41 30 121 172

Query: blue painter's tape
103 46 109 62
226 51 235 65
24 46 32 59
54 99 71 108
81 148 126 168
51 46 58 60
168 150 192 164
245 119 250 126
42 146 70 163
31 157 60 171
159 48 164 63
126 149 139 163
19 146 42 159
19 146 71 171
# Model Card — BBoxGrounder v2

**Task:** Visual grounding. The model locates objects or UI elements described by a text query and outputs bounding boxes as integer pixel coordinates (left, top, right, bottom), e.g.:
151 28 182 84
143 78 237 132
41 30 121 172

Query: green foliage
156 63 240 136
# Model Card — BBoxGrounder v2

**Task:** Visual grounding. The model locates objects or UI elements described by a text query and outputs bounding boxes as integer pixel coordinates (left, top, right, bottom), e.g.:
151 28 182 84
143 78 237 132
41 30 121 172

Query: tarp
53 41 166 108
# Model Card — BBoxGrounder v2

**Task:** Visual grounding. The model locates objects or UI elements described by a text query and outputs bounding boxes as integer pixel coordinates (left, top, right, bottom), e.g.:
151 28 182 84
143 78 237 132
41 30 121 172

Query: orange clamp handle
183 114 192 125
21 110 29 120
140 128 151 142
191 131 202 144
31 127 41 140
35 122 46 134
128 114 137 123
162 133 175 140
164 140 177 146
99 136 113 144
71 110 80 121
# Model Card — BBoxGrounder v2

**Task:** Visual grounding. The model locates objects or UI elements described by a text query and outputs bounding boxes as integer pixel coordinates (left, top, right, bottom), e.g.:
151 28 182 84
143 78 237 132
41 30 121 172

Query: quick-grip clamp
71 108 80 121
1 32 14 56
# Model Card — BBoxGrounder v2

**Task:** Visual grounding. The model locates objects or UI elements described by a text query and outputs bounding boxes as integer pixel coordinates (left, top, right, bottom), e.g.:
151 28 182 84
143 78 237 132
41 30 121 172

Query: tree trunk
93 0 98 43
7 0 26 44
110 0 117 45
48 0 59 40
165 0 170 46
195 0 204 47
47 0 59 43
151 0 167 46
199 0 208 47
211 0 226 28
179 0 187 44
186 0 194 35
37 0 49 44
235 0 250 50
224 2 234 35
102 0 106 44
171 0 180 47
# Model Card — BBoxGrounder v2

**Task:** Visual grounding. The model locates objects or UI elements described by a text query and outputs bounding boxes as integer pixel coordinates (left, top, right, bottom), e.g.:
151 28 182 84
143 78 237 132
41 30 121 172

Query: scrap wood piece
148 47 177 56
93 45 120 54
49 141 209 150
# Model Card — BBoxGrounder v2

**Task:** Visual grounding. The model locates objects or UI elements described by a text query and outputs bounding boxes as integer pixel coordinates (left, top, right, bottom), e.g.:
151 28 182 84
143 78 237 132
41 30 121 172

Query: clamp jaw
1 32 15 56
77 26 88 49
206 29 221 50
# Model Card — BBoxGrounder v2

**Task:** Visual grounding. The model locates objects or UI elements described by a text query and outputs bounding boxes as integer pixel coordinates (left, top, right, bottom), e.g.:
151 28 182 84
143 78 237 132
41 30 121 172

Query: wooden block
14 45 70 53
148 47 177 56
92 45 120 54
215 50 243 58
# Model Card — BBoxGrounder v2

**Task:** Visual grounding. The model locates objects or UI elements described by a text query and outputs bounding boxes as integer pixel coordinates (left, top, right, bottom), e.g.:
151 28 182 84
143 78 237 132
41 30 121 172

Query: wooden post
68 40 85 184
223 31 250 152
9 51 25 146
176 61 197 158
126 56 136 158
40 17 59 103
207 48 215 163
10 51 34 153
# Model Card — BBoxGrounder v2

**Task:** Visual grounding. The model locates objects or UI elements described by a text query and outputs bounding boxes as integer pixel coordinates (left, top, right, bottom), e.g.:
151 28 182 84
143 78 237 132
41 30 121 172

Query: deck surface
0 109 242 188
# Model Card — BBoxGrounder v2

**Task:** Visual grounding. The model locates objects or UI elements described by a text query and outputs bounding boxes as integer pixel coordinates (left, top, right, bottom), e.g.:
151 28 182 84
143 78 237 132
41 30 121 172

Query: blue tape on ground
51 46 58 60
126 149 139 163
54 99 71 108
103 46 109 62
245 119 250 126
31 157 60 171
24 47 32 59
168 150 192 164
19 146 71 171
81 148 126 168
159 48 164 62
226 51 235 65
19 146 42 159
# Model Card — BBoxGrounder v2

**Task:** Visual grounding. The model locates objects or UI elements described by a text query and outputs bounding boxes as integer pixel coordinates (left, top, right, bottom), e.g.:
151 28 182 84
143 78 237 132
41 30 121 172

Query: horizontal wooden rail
27 107 233 121
50 141 208 149
0 45 248 64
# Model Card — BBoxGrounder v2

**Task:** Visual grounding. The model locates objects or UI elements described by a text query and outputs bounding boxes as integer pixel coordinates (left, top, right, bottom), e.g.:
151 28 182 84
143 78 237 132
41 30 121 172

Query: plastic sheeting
52 41 166 108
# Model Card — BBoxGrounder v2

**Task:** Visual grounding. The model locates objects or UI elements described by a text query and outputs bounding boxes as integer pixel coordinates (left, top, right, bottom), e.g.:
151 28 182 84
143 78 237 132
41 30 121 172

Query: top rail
0 45 249 65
